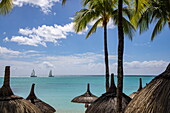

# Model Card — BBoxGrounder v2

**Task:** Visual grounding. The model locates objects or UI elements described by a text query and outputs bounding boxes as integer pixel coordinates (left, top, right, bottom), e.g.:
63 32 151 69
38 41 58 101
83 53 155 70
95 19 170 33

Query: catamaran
30 69 37 77
49 70 54 77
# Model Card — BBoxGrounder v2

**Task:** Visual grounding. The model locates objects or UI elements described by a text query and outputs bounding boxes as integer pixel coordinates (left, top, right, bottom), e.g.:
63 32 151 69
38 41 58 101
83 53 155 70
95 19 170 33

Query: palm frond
74 8 98 33
134 0 148 13
122 17 136 40
111 10 136 40
86 18 102 38
123 0 131 6
138 8 153 34
151 18 166 41
122 7 133 20
82 0 91 6
130 0 149 28
0 0 13 15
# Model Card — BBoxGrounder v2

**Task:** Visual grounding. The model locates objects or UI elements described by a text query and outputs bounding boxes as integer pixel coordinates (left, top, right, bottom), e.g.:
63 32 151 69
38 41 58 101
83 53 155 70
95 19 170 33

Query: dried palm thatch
125 63 170 113
71 83 98 108
86 73 131 113
129 78 142 99
26 84 56 113
0 66 42 113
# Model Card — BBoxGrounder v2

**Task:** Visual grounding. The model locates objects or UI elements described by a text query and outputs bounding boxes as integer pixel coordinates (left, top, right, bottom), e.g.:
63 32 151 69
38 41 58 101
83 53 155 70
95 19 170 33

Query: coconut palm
74 0 113 92
0 0 13 15
136 0 170 40
116 0 124 112
74 0 135 92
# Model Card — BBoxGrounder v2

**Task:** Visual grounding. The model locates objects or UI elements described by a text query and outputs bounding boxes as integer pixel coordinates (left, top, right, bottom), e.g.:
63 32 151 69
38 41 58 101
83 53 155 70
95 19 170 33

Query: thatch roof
0 66 42 113
125 63 170 113
129 78 142 99
86 73 131 113
26 84 56 113
71 83 98 104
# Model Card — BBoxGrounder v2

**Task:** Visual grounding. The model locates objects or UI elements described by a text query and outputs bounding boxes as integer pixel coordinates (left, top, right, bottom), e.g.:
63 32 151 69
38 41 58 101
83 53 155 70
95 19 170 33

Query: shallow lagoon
0 75 154 113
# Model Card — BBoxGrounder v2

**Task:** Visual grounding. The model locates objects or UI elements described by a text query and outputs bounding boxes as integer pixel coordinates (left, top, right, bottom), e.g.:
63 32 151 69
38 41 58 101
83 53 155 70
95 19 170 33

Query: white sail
31 69 37 77
49 70 54 77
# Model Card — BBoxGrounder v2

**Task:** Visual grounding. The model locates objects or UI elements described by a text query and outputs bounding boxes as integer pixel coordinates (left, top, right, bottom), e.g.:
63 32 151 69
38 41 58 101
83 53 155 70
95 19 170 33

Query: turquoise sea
0 75 155 113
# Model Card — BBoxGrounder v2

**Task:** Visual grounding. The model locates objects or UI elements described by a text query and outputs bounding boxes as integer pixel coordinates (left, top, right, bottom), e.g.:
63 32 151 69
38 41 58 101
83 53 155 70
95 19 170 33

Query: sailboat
30 69 37 77
49 70 54 77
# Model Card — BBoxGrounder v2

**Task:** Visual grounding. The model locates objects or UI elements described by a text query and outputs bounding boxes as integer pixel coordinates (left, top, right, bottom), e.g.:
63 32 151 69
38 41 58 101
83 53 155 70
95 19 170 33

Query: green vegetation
136 0 170 40
0 0 13 15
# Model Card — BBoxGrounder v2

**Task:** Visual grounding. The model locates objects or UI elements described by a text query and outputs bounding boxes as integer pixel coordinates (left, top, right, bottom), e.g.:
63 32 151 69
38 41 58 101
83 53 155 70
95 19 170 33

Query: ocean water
0 75 155 113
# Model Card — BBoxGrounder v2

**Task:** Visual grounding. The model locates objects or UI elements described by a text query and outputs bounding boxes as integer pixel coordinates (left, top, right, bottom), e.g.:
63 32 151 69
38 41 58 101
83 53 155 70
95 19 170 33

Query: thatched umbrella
125 63 170 113
129 78 142 99
0 66 42 113
86 73 131 113
71 83 98 108
26 84 56 113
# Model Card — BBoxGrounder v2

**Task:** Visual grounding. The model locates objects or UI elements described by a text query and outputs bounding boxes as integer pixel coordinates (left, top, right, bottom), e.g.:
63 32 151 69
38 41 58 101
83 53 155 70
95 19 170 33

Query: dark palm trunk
168 18 170 27
104 22 110 92
117 0 124 112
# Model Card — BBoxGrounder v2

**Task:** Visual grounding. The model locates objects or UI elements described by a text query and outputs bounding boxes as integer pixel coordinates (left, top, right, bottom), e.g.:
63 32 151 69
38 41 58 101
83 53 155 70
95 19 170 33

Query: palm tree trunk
104 22 110 92
168 17 170 27
117 0 124 112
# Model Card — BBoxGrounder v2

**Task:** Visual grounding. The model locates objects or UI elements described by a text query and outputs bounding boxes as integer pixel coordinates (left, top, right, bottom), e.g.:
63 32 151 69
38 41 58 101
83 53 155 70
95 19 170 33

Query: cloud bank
0 47 168 76
0 46 21 55
0 46 42 59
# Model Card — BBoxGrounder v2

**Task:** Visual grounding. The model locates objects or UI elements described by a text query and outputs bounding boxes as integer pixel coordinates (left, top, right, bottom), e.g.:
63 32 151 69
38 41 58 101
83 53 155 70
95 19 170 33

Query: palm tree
136 0 170 40
74 0 115 92
74 0 135 92
116 0 124 112
0 0 13 15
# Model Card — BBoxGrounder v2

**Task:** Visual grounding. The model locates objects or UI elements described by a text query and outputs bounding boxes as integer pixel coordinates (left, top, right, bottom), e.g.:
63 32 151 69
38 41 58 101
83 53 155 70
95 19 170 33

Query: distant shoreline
0 75 156 77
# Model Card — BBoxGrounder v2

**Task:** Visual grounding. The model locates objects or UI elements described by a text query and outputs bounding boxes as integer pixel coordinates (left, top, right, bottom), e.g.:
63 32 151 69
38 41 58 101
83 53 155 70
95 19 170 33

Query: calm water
0 75 155 113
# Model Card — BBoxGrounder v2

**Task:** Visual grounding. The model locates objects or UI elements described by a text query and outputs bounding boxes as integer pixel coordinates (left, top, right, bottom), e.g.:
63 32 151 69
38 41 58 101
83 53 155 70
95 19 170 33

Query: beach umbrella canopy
26 84 56 113
129 78 142 99
86 73 131 113
71 83 98 105
0 66 42 113
125 63 170 113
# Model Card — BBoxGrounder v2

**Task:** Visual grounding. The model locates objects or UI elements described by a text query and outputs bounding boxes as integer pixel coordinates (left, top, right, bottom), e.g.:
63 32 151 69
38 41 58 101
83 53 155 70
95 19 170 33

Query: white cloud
53 12 56 15
124 60 168 68
88 18 115 29
7 22 87 47
69 17 74 20
0 59 168 76
42 61 55 68
0 52 107 76
0 60 37 76
39 52 116 65
123 60 169 75
107 19 115 29
11 36 43 46
13 0 60 14
0 49 169 76
0 46 43 59
24 50 42 54
3 37 9 42
0 46 21 55
19 28 33 35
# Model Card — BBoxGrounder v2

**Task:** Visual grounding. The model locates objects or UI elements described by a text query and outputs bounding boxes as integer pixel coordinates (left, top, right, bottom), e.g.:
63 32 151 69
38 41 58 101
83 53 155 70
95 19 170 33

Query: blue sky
0 0 169 76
